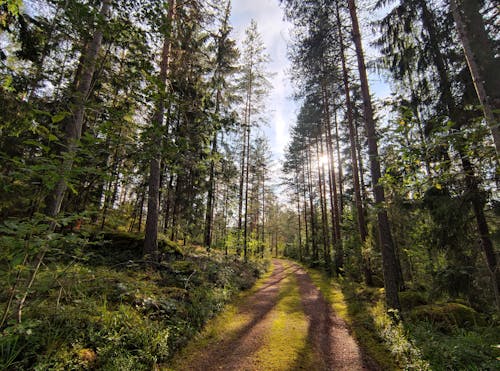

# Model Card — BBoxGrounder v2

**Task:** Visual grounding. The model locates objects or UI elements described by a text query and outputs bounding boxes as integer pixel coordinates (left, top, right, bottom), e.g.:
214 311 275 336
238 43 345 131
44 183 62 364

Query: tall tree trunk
204 96 220 250
241 65 253 260
321 81 343 274
296 177 303 261
306 145 318 261
45 0 111 219
237 123 247 256
333 109 344 217
261 168 266 258
243 116 251 261
302 165 310 257
316 134 331 268
143 0 176 262
347 0 401 311
450 0 500 156
335 1 372 284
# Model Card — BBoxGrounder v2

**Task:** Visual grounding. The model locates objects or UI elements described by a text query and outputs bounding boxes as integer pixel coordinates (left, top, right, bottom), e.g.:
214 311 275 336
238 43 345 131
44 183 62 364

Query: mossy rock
100 231 143 250
158 236 184 260
399 291 428 310
410 302 482 331
169 260 197 275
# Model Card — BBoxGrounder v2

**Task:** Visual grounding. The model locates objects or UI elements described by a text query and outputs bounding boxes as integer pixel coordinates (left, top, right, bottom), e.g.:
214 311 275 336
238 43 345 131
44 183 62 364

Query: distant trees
236 19 272 260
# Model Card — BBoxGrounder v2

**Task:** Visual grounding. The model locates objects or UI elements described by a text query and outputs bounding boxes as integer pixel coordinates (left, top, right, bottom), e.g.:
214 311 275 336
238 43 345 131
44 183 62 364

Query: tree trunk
333 110 344 217
306 143 318 261
45 0 111 219
296 177 303 261
204 115 219 250
143 0 176 262
302 165 310 257
321 81 343 274
450 0 500 156
334 1 371 282
347 0 401 311
316 134 331 268
243 117 251 261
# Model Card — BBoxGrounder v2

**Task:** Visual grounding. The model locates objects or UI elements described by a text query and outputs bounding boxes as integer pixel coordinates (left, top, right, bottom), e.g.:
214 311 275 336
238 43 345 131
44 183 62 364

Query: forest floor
166 259 378 371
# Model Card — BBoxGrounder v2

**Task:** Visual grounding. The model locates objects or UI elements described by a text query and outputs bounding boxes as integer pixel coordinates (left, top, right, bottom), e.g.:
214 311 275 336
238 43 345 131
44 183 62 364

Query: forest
0 0 498 369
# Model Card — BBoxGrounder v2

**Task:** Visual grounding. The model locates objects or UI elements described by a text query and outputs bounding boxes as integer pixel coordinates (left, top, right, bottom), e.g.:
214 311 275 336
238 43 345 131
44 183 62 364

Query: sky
229 0 393 166
229 0 296 162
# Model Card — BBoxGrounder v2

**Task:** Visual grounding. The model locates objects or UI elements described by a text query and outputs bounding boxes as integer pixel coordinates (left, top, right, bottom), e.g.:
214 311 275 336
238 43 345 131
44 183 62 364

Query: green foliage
0 239 268 369
408 322 500 370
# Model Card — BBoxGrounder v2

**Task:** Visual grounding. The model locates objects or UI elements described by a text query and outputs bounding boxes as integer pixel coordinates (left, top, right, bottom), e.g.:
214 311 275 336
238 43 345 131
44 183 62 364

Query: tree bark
321 81 343 274
450 0 500 156
143 0 176 262
45 0 111 219
347 0 401 311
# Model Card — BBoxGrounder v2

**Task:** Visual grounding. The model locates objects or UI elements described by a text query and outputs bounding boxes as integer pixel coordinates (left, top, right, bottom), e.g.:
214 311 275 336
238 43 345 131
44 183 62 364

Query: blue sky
230 0 296 161
229 0 392 164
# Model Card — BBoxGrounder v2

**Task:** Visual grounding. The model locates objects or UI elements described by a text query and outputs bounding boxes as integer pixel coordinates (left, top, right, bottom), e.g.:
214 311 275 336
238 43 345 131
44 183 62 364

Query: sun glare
319 154 329 166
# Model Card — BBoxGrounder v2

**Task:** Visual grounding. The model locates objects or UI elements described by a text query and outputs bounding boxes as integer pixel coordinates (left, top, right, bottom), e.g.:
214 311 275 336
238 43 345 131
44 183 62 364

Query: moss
254 272 310 370
399 291 428 311
2 247 267 370
409 302 482 331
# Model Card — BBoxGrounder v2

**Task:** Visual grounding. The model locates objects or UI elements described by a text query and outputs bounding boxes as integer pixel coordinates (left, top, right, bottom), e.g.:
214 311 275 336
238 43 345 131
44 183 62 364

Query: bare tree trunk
243 116 251 261
335 1 372 284
261 168 266 258
237 99 249 256
306 144 318 261
143 0 176 262
296 177 303 261
450 0 500 156
46 0 111 218
347 0 401 311
302 165 310 257
316 134 331 268
321 81 343 274
333 110 344 217
204 110 219 250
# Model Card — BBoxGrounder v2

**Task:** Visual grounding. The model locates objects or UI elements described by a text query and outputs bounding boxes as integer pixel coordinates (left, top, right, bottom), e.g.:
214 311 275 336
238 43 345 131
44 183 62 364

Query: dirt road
168 259 376 371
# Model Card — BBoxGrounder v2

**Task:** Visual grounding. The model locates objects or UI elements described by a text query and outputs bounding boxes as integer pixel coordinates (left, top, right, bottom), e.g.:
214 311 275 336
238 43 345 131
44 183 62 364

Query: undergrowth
305 266 500 371
0 232 269 370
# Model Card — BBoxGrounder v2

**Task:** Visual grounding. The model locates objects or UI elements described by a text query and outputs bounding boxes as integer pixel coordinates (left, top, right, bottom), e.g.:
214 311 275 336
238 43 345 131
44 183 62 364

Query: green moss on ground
0 234 269 370
254 270 310 370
